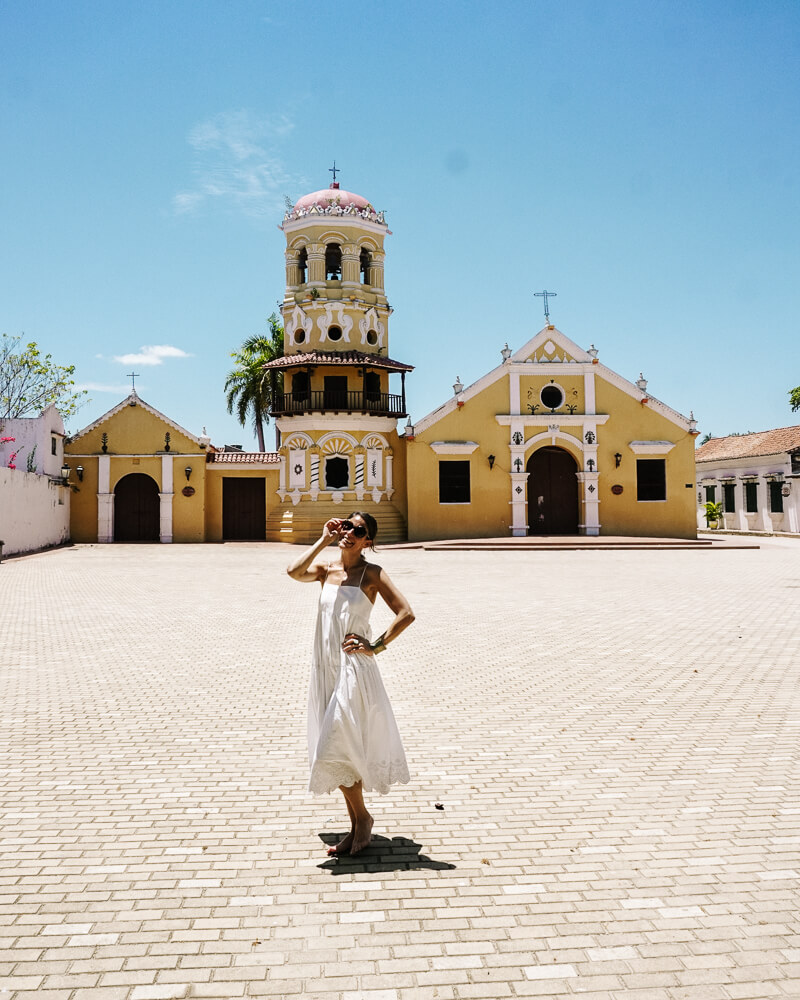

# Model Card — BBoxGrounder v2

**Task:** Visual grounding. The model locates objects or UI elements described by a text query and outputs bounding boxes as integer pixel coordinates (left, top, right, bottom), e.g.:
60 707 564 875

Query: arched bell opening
325 243 342 280
526 446 579 535
113 473 160 542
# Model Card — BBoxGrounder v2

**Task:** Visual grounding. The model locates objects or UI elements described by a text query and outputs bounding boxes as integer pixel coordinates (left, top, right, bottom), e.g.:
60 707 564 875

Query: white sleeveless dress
307 567 410 796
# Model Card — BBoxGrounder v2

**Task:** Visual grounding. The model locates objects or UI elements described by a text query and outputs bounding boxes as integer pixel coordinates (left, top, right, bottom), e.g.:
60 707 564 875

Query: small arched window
297 247 307 283
325 243 342 280
360 247 371 284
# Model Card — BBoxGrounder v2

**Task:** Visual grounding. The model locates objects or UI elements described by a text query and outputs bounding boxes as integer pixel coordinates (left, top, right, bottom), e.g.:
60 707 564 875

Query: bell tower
263 176 413 543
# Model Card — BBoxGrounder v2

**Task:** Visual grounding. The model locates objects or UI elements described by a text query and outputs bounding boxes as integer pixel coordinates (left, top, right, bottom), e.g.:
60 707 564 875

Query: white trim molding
429 441 480 455
628 440 676 455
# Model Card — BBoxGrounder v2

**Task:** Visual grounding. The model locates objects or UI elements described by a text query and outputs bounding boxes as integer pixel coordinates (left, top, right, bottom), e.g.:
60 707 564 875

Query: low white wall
0 468 71 557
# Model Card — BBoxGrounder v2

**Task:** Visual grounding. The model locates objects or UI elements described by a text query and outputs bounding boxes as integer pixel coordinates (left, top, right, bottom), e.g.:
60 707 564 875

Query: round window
540 385 563 410
295 329 306 344
328 326 342 342
366 330 378 345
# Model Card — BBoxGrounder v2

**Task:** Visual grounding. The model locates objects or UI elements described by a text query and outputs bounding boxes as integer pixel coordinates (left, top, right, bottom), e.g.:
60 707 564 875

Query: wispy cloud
174 110 301 219
76 382 133 394
113 345 191 366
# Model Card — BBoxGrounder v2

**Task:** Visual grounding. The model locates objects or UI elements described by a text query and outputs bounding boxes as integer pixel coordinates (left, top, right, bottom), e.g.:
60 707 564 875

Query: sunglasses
340 520 369 539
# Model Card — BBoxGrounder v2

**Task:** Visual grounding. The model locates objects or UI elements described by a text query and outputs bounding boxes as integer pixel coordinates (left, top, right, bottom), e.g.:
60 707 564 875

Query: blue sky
2 0 798 447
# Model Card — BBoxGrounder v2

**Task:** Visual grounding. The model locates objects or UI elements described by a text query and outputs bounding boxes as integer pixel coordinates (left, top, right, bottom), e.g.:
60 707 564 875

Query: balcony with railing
271 389 407 418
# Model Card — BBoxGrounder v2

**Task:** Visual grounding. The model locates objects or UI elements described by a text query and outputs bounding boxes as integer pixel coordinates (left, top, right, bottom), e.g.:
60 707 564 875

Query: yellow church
66 179 699 544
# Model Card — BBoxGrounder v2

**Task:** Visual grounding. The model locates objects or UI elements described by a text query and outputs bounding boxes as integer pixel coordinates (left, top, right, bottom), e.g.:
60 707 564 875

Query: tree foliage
0 334 88 421
224 314 284 451
790 385 800 412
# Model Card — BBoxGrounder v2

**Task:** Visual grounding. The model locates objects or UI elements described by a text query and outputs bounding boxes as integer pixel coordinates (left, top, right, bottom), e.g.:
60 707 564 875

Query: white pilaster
159 493 174 543
97 493 114 543
509 371 520 415
509 472 529 536
97 455 112 542
385 452 394 499
161 454 173 494
576 471 601 535
785 484 799 533
584 370 596 415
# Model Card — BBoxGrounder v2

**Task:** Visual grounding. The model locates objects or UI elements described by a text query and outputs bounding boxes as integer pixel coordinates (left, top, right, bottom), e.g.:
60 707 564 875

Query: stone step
266 498 407 545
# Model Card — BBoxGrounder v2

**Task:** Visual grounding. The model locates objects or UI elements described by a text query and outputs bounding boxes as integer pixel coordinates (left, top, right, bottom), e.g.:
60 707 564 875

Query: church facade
64 179 699 544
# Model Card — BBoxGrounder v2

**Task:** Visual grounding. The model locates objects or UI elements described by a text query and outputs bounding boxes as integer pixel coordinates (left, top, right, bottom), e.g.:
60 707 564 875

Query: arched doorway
114 473 160 542
527 446 579 535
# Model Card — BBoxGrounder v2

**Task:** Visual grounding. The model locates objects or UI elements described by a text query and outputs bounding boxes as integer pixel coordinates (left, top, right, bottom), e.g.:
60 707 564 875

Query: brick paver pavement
1 539 799 1000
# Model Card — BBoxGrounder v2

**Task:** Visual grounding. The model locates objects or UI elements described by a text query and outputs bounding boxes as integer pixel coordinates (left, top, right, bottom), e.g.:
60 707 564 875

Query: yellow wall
594 380 696 537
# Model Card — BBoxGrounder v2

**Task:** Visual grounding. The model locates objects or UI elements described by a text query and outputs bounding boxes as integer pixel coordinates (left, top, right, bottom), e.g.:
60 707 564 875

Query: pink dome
293 185 372 212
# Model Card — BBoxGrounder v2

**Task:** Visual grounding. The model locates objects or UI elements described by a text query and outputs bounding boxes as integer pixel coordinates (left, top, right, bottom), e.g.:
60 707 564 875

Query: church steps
266 499 407 545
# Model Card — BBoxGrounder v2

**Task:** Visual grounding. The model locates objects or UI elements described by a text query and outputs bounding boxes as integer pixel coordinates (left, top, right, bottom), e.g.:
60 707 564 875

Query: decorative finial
534 289 557 323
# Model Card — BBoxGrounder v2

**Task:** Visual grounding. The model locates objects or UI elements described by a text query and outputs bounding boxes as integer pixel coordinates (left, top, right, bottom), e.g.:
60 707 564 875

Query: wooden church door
527 447 579 535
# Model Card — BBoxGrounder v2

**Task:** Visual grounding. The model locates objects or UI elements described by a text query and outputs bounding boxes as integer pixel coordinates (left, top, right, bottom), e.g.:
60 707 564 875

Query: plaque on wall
611 484 623 495
182 486 196 497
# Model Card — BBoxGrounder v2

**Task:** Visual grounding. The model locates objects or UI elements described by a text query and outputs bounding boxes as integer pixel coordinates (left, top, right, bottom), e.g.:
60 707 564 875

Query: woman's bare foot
349 814 374 855
327 829 355 856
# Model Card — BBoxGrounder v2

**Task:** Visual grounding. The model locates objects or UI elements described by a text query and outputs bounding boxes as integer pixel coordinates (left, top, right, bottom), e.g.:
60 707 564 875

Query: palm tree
225 314 284 451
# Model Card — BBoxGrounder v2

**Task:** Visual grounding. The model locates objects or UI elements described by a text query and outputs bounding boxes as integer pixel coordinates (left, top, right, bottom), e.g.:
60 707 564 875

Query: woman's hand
323 518 344 541
342 632 374 656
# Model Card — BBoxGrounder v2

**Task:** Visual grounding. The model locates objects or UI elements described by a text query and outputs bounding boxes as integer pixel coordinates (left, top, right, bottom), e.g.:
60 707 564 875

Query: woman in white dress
287 512 415 855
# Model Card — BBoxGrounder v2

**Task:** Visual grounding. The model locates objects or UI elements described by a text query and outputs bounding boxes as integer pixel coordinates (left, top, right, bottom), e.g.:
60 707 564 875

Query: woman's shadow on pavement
318 833 456 874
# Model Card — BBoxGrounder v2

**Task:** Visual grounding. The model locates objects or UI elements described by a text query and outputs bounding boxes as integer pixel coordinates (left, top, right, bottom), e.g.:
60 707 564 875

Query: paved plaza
1 538 799 1000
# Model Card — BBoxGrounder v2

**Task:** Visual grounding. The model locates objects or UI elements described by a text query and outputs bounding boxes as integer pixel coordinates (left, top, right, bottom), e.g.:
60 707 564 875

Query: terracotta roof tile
262 349 413 372
696 425 800 463
208 451 280 464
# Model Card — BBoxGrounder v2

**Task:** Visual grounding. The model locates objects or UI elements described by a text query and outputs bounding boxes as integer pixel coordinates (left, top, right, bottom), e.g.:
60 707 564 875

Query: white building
695 425 800 534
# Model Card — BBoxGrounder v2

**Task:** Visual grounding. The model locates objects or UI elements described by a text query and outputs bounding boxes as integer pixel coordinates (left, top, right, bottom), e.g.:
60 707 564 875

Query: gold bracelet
372 634 387 654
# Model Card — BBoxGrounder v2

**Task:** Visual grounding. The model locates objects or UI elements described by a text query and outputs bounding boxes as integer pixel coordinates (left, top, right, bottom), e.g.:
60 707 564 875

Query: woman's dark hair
349 511 378 549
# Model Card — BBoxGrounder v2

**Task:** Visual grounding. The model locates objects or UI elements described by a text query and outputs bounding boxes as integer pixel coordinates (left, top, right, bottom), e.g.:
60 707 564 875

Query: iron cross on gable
534 289 557 322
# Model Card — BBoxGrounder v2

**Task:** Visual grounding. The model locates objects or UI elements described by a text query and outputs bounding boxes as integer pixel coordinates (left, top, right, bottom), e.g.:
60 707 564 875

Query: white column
758 479 772 532
97 454 112 542
736 480 748 531
785 484 799 533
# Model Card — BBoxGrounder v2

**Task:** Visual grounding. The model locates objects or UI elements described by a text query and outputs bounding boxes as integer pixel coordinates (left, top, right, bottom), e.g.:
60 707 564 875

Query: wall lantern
587 344 599 360
614 452 622 468
500 343 512 362
76 465 84 482
185 466 193 481
453 376 463 396
60 462 71 481
782 483 791 497
488 454 496 470
635 372 648 392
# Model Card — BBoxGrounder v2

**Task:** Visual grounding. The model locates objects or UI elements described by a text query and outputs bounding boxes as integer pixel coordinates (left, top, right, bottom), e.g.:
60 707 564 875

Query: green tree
0 334 88 421
790 385 800 412
224 314 284 451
